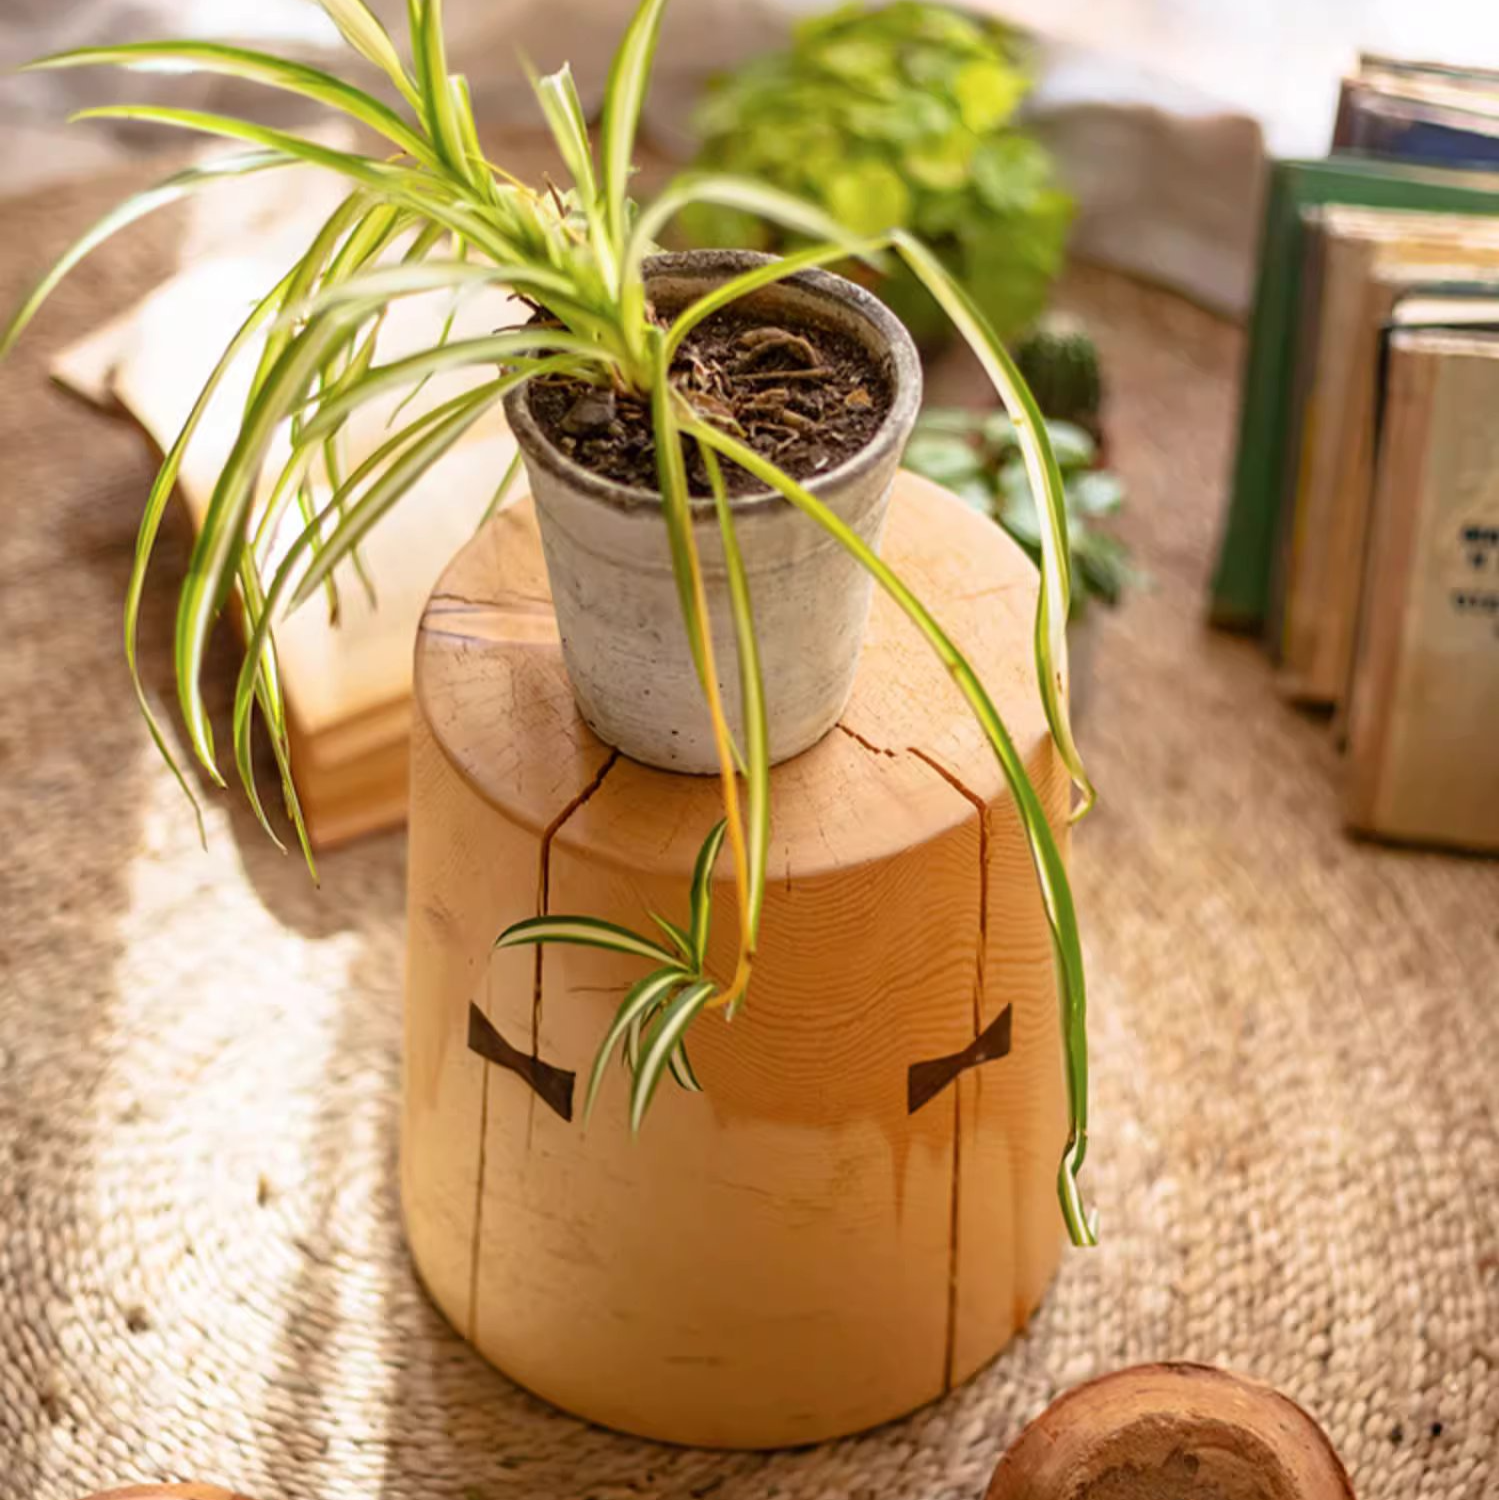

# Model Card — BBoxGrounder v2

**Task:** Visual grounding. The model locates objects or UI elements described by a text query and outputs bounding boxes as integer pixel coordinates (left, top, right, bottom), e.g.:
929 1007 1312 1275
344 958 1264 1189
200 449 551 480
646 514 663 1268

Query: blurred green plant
1015 313 1103 439
906 407 1137 620
684 1 1074 346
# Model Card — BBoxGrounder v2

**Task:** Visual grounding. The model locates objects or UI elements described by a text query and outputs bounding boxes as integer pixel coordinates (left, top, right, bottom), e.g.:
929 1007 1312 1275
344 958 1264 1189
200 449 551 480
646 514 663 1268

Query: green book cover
1210 155 1499 630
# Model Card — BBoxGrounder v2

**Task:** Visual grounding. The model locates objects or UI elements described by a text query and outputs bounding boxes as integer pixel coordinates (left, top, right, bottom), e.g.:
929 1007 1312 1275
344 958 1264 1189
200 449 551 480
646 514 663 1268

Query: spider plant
1 0 1097 1244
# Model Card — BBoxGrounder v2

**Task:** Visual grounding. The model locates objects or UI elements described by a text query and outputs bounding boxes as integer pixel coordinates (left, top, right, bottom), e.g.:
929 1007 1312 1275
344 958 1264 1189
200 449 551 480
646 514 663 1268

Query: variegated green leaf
175 313 353 776
600 0 667 258
317 0 420 107
31 43 433 163
479 448 525 528
629 174 879 292
279 258 578 325
289 374 511 607
893 230 1095 820
449 75 490 190
700 445 769 949
687 418 1095 1247
0 150 287 359
292 333 597 452
583 966 687 1123
630 980 715 1131
234 379 513 815
118 260 296 841
649 911 696 965
408 0 468 177
67 108 517 260
686 819 728 967
494 915 680 966
666 1040 701 1093
532 62 616 289
533 63 598 211
649 334 712 694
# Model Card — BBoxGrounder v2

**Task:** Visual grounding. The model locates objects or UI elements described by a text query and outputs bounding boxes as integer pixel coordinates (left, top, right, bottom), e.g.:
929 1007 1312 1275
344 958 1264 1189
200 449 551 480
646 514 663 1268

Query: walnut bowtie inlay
468 1004 576 1122
907 1004 1013 1114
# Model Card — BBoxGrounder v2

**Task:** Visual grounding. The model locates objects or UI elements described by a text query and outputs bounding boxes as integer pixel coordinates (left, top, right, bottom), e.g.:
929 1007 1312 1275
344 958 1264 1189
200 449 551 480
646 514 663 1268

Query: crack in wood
835 721 899 758
531 749 621 1069
908 749 990 1037
836 726 1000 1394
466 746 619 1344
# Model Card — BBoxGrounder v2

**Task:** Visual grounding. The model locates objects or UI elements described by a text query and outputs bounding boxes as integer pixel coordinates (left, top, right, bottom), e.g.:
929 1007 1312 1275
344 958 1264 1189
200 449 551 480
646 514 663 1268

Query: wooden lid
986 1364 1354 1500
415 470 1055 881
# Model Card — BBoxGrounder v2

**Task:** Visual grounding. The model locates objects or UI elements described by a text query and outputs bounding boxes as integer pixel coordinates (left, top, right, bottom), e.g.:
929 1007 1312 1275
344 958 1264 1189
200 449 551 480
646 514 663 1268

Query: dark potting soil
526 309 895 498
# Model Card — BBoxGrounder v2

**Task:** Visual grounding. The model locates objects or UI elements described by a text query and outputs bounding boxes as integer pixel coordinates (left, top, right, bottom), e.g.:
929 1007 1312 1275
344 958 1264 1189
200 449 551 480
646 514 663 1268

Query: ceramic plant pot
504 250 922 773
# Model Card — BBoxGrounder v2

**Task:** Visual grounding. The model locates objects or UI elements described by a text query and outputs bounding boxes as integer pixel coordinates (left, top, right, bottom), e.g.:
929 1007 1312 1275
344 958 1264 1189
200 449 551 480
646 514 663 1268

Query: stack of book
1213 54 1499 854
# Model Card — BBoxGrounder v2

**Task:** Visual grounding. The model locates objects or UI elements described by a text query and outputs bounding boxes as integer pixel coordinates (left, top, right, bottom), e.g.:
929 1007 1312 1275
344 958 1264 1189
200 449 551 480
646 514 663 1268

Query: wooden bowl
987 1363 1354 1500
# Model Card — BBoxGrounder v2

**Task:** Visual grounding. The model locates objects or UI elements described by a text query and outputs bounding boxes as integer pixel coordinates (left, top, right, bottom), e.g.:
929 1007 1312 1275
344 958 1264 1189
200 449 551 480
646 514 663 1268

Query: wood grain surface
402 471 1070 1447
985 1363 1354 1500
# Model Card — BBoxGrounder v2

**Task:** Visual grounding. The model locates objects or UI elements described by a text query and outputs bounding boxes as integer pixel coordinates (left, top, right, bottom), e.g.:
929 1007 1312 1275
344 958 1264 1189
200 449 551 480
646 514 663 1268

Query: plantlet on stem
2 0 1098 1244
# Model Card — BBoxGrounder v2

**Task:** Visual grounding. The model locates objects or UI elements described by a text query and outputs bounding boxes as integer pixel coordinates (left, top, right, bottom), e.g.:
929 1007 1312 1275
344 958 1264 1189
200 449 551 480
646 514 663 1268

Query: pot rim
503 249 923 517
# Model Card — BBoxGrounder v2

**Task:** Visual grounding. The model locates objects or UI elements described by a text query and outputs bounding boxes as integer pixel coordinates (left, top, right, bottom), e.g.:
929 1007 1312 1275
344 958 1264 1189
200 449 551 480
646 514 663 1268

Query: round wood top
986 1364 1355 1500
415 470 1060 879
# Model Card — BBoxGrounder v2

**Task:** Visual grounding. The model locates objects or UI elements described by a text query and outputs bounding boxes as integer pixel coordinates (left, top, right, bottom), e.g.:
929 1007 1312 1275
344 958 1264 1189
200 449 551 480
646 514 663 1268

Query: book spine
1344 97 1499 168
1210 163 1292 630
1345 337 1499 849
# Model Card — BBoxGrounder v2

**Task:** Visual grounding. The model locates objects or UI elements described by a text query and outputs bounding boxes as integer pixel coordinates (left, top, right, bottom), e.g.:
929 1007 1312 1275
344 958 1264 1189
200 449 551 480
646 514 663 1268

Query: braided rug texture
1 170 1497 1500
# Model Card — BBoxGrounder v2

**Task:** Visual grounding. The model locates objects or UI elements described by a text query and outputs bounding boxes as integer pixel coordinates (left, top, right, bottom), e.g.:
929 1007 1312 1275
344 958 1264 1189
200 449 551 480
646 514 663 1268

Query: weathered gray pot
505 250 922 773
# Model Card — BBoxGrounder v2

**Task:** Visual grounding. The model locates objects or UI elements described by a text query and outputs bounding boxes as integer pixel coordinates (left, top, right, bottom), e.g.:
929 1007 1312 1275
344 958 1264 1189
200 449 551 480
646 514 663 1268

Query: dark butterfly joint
468 1003 576 1122
907 1004 1013 1115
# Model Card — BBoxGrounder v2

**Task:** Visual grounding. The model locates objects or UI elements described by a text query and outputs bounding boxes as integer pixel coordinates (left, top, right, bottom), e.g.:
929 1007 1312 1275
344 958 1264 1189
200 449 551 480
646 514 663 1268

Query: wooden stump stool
402 471 1072 1448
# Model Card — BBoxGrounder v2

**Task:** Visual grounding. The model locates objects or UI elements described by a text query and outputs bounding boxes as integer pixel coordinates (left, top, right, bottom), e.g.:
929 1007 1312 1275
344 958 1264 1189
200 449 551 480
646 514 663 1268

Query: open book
55 253 522 849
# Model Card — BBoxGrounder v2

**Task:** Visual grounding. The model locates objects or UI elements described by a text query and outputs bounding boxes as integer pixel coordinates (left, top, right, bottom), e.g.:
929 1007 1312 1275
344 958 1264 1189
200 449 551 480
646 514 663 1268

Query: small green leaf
914 407 985 440
495 915 679 966
954 59 1025 133
903 432 984 489
666 1040 702 1093
970 135 1053 215
479 448 525 529
1040 420 1096 472
317 0 420 108
827 159 912 235
649 912 696 965
630 980 715 1131
902 130 976 193
583 966 687 1122
981 411 1019 451
1068 469 1125 516
686 820 728 965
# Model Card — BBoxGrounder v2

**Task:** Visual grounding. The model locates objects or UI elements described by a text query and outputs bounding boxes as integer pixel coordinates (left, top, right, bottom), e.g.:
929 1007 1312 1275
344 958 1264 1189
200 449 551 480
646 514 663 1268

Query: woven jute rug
1 169 1496 1500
